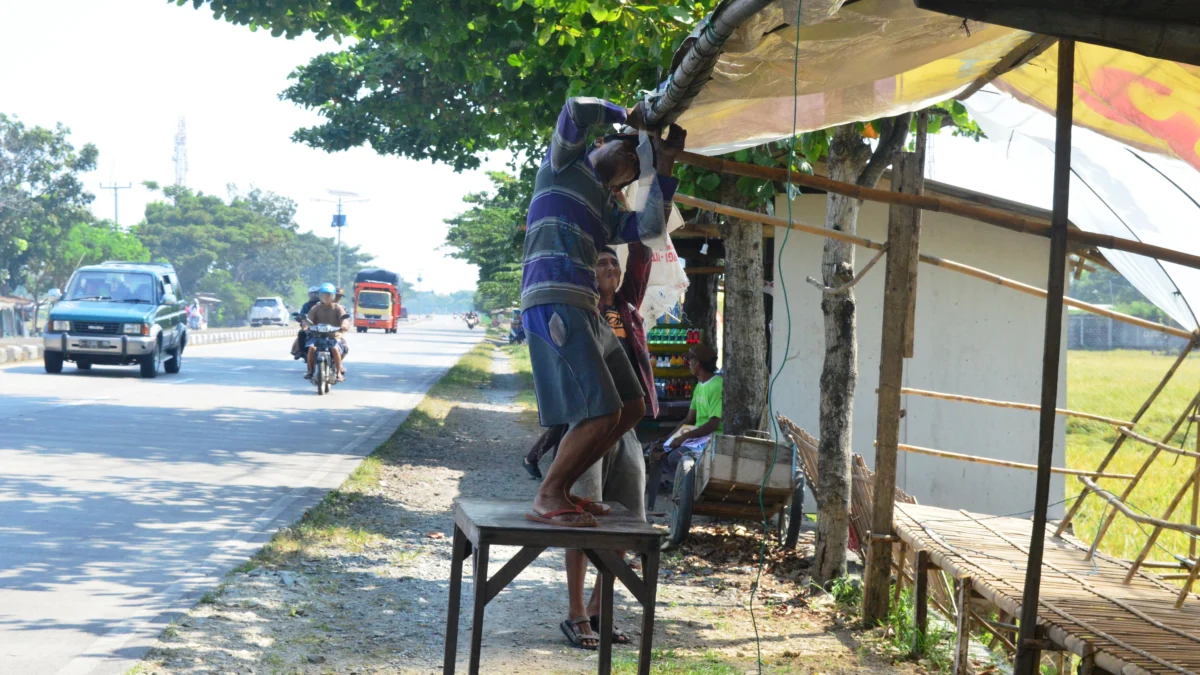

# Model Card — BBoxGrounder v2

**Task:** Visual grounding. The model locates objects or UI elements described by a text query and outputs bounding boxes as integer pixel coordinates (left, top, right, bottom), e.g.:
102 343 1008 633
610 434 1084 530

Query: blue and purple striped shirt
520 97 678 312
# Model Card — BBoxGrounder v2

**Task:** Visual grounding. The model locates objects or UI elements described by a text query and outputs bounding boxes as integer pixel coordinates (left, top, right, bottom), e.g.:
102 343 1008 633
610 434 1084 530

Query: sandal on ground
524 507 597 528
570 496 612 516
561 617 598 650
589 615 632 644
522 457 543 481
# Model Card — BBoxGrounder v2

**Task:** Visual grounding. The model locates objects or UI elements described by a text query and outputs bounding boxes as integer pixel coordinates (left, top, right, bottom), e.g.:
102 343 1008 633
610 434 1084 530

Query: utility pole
312 190 367 289
100 183 132 224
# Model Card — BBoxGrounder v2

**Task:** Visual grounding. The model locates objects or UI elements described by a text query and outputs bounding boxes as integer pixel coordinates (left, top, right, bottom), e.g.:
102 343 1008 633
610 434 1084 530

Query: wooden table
443 498 663 675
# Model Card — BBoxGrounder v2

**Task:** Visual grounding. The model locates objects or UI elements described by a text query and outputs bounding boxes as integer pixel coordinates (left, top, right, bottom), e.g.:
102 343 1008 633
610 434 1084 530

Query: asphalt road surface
0 317 483 675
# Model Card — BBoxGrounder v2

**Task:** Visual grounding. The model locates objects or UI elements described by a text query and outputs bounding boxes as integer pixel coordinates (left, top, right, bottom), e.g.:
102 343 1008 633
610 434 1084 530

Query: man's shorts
524 303 643 427
572 429 646 522
306 337 347 356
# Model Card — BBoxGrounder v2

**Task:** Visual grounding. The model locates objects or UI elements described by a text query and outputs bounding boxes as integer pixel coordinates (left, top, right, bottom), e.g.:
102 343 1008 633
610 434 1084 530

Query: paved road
0 318 482 674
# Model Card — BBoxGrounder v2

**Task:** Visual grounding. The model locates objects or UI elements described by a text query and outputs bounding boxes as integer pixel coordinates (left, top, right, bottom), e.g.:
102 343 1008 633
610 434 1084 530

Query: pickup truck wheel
76 360 92 371
164 341 183 374
140 340 162 378
44 351 64 374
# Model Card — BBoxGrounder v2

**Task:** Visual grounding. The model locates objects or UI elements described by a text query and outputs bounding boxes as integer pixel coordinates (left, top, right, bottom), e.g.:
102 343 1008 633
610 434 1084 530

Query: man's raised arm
549 97 629 174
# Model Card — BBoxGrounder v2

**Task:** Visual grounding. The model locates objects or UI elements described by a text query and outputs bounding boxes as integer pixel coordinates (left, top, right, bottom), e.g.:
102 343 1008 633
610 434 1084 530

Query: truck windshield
253 299 279 307
358 291 391 310
66 271 156 304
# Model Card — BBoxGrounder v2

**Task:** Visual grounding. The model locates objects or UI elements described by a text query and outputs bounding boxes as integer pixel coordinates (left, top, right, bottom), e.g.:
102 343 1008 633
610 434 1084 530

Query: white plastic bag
613 134 690 323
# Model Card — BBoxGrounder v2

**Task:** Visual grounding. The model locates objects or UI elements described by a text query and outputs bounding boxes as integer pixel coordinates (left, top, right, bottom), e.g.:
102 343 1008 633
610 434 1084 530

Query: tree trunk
718 187 767 437
813 125 872 584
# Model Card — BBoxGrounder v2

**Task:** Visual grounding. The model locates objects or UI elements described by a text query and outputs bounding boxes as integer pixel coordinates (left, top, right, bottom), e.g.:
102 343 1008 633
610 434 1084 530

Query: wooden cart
653 431 804 550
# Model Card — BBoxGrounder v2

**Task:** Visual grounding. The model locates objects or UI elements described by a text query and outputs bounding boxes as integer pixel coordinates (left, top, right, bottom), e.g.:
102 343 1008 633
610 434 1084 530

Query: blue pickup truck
43 261 188 378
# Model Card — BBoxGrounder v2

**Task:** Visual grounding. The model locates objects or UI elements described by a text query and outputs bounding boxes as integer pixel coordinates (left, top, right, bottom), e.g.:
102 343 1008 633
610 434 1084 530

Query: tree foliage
179 0 714 170
135 184 373 324
443 171 527 311
0 113 98 294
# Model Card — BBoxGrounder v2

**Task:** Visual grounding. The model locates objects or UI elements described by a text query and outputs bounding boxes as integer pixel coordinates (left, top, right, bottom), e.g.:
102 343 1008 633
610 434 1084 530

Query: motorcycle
307 323 341 395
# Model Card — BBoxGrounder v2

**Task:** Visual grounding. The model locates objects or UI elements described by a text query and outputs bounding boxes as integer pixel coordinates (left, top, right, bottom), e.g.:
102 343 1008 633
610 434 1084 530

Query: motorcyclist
304 283 351 381
291 286 321 359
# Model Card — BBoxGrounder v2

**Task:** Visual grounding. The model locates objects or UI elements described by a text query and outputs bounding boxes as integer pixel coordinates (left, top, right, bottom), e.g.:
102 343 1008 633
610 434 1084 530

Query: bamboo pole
1057 339 1198 536
1124 464 1200 582
672 192 1196 340
1077 477 1200 539
889 442 1135 479
677 152 1200 273
899 387 1132 427
1118 427 1200 460
1087 391 1200 557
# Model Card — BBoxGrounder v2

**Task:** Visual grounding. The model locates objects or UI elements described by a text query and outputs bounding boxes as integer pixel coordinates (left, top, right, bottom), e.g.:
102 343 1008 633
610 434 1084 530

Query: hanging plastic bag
613 130 689 323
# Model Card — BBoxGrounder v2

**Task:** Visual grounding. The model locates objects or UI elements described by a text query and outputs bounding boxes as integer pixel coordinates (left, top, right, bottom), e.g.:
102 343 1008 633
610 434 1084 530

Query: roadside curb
188 327 295 347
0 328 296 367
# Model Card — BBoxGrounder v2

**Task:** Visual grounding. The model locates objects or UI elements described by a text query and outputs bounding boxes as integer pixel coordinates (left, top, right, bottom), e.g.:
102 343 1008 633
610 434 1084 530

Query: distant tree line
0 113 374 327
1069 267 1176 326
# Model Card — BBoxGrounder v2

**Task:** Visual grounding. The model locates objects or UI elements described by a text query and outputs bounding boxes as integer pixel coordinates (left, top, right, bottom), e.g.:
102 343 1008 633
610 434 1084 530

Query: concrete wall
772 194 1067 518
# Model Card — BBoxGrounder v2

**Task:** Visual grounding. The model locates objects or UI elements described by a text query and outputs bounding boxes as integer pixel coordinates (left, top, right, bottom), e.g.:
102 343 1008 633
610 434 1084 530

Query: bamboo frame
1058 339 1198 536
899 387 1133 427
1077 477 1200 540
890 442 1135 479
1117 427 1200 460
672 192 1195 340
1124 463 1200 582
676 152 1200 273
1087 392 1200 557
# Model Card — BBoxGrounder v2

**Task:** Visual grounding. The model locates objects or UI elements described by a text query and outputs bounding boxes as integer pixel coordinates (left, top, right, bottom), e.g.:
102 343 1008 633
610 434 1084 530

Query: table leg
443 526 468 675
468 543 489 675
597 552 615 675
638 549 660 675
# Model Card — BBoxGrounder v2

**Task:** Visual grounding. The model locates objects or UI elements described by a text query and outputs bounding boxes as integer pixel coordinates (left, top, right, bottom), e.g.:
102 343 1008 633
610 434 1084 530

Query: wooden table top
453 498 663 553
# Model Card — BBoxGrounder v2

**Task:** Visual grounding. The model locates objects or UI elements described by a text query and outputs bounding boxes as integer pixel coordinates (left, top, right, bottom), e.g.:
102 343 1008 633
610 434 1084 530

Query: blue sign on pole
331 214 347 228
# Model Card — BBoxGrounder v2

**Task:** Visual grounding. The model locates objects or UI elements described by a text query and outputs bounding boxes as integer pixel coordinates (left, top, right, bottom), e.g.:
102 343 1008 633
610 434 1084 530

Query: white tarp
932 90 1200 330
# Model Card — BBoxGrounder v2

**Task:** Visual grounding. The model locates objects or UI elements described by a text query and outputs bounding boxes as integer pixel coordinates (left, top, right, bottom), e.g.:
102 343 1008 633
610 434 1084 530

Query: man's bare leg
534 412 619 516
331 347 344 379
563 398 645 501
565 549 598 645
306 346 316 376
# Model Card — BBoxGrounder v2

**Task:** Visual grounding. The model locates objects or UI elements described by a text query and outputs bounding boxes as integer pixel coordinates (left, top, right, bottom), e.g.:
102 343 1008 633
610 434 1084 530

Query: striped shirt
520 97 678 312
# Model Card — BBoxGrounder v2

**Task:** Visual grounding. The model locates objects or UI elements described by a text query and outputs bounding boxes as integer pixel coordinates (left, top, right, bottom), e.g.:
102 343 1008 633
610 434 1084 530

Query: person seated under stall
657 343 723 483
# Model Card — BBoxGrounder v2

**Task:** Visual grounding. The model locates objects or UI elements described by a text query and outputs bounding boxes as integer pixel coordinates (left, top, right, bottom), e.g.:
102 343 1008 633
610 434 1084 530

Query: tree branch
858 112 913 189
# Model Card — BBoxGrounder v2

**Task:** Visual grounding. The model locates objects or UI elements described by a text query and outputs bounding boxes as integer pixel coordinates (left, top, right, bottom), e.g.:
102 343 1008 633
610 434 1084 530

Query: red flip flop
570 496 612 516
525 508 598 528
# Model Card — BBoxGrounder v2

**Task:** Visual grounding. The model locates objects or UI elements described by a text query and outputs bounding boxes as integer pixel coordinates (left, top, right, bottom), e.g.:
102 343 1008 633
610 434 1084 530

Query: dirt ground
135 341 921 675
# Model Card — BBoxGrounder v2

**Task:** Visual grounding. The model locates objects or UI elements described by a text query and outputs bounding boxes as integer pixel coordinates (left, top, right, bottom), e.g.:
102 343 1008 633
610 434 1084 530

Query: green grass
613 649 740 675
1066 349 1200 561
502 343 536 410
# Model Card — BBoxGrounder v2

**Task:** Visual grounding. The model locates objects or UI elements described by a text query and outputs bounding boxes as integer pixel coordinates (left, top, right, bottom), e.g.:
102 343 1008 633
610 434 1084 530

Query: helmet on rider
318 282 337 304
307 286 319 300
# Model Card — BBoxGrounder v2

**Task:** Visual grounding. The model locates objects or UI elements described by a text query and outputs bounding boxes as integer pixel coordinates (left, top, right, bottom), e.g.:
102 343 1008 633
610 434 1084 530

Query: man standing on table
522 96 685 527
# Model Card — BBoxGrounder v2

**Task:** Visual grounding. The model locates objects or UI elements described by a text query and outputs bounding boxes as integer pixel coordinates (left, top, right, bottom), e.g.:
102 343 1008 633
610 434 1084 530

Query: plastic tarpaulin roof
681 0 1200 174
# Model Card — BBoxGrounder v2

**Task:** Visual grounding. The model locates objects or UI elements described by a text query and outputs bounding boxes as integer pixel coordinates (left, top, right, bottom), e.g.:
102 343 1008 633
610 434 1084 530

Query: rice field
1066 349 1200 564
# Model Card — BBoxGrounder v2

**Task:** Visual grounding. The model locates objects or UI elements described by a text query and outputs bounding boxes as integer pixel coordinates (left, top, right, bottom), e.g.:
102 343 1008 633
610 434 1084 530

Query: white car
249 297 289 326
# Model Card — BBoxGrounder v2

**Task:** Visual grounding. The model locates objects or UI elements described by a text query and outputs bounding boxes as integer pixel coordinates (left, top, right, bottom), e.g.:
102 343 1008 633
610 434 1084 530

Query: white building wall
771 194 1067 518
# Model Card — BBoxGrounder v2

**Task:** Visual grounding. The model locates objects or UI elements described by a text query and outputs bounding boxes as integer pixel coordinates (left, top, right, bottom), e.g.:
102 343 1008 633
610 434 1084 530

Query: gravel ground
134 342 920 675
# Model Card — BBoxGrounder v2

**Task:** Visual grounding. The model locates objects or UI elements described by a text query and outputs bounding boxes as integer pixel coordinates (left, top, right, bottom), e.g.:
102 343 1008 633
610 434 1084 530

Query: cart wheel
783 477 806 550
664 456 696 550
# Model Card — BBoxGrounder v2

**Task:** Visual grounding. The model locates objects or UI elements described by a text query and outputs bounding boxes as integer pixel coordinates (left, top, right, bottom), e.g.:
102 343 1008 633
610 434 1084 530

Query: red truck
353 268 403 333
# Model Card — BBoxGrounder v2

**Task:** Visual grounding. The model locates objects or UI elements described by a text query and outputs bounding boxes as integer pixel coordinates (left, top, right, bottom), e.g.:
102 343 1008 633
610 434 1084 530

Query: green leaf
927 114 943 135
537 23 555 45
662 5 692 22
506 53 524 67
589 1 609 22
734 149 750 163
698 173 721 191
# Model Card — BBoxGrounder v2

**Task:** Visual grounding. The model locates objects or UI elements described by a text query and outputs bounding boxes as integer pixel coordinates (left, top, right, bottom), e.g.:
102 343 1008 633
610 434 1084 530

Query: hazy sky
0 1 507 293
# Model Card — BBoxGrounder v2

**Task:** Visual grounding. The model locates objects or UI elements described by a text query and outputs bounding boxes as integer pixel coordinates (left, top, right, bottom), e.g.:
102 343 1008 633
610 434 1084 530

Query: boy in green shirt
660 344 722 478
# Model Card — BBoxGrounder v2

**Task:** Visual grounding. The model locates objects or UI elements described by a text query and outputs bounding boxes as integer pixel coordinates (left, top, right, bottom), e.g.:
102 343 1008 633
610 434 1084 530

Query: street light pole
312 190 367 289
100 183 132 224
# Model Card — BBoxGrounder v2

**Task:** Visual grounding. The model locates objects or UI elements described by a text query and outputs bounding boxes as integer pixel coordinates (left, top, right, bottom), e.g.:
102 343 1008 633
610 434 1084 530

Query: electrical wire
749 2 802 673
